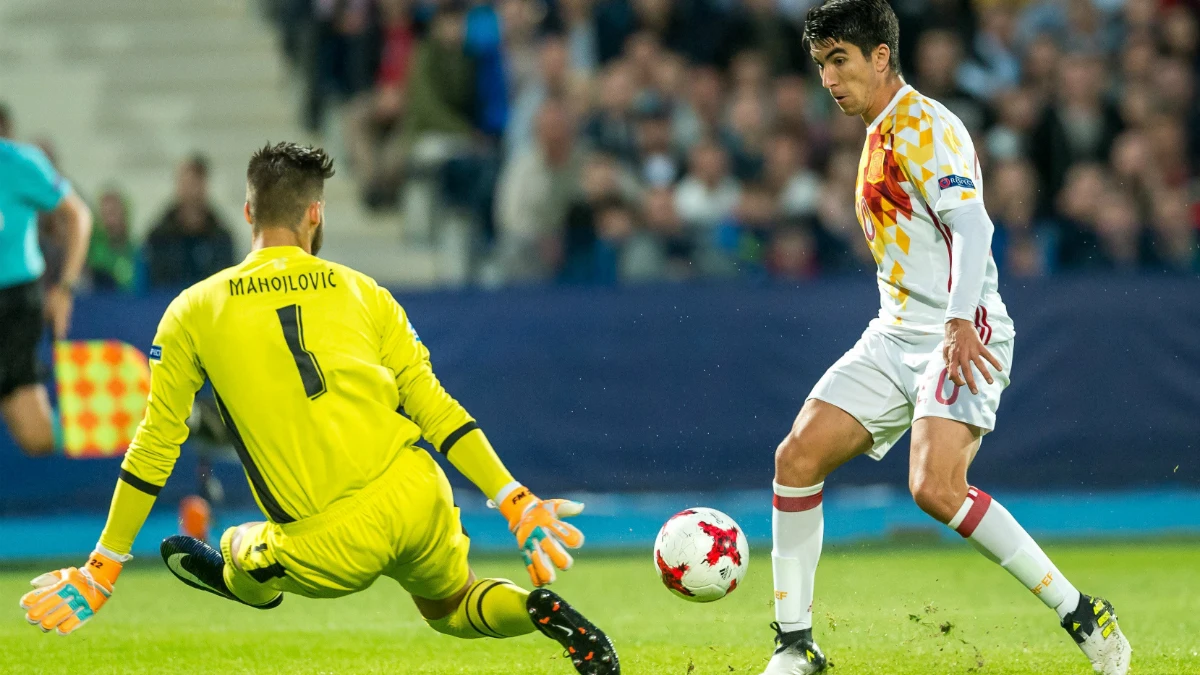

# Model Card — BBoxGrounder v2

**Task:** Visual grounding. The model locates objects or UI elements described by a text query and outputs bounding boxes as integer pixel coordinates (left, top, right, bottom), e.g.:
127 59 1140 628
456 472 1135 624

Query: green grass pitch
2 542 1197 674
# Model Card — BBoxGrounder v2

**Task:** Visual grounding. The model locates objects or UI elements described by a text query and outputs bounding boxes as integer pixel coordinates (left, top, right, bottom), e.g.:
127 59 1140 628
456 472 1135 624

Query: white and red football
653 507 749 602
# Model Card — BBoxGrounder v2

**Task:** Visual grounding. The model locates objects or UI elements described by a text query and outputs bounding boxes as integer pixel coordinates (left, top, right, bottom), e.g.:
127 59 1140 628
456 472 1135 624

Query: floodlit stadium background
0 0 1197 561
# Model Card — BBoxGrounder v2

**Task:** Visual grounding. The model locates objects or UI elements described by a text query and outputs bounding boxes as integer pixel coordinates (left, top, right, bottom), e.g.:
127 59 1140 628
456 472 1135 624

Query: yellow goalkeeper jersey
118 246 480 524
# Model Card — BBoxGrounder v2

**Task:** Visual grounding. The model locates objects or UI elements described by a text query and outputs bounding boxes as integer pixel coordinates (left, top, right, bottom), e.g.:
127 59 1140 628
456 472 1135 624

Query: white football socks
772 481 825 632
949 486 1081 620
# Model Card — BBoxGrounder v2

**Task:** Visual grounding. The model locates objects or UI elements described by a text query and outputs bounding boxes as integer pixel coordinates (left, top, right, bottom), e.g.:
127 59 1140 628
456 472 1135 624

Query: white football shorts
807 326 1013 460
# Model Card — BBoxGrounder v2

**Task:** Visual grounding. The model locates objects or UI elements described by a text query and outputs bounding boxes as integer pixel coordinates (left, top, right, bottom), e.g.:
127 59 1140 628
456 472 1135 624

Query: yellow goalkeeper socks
427 578 535 639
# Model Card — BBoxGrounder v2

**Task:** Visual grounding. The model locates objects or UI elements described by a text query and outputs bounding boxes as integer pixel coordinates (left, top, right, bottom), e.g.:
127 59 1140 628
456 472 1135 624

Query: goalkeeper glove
20 550 123 635
494 483 584 587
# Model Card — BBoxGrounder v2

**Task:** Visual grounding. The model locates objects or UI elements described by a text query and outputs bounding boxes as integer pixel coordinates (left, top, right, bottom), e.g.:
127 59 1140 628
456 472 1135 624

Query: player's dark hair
804 0 901 74
246 142 335 231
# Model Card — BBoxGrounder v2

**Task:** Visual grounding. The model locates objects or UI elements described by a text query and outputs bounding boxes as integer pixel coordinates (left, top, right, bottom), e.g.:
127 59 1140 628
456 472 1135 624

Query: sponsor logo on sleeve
938 175 975 190
407 319 421 343
149 345 162 361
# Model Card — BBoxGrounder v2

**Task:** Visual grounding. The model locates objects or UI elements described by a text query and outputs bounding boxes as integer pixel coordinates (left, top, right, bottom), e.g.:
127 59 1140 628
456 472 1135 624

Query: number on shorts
934 368 960 405
276 304 327 400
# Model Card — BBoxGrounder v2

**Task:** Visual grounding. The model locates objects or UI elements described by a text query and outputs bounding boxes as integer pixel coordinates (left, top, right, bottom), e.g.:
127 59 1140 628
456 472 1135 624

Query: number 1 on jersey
276 304 327 399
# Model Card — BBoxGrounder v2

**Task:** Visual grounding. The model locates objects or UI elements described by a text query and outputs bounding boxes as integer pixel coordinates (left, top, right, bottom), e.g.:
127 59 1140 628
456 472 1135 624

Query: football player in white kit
760 2 1131 674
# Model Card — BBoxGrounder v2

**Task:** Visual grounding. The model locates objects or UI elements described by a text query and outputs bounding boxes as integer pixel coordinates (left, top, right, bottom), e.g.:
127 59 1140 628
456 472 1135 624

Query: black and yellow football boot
1062 594 1131 674
759 622 829 674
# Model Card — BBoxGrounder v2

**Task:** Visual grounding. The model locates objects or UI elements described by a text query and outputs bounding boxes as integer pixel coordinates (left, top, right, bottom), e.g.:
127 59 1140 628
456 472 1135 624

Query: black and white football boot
759 622 829 674
1062 594 1131 674
160 535 282 609
527 588 620 675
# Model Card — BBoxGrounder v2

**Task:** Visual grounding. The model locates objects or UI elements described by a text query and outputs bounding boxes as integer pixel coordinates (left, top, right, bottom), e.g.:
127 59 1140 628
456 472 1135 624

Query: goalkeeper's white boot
759 623 829 674
1062 595 1131 675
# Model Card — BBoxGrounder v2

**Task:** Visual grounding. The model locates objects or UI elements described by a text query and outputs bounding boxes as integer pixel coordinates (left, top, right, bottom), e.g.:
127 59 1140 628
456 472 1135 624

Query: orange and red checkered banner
54 340 151 459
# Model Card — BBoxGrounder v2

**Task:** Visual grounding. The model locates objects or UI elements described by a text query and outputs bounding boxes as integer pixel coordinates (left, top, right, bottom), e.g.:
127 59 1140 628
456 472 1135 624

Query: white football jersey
854 85 1013 344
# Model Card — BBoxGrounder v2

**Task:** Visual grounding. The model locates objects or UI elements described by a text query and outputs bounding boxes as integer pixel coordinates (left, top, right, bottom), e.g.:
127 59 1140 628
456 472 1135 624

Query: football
653 507 749 602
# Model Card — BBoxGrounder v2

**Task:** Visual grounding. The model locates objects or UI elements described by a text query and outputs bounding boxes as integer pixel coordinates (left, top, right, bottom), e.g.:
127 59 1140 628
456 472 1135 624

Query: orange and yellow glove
494 483 585 587
19 551 123 635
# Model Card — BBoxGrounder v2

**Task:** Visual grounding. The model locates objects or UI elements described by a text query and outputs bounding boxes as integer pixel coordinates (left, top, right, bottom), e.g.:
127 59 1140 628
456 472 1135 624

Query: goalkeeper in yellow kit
18 142 619 675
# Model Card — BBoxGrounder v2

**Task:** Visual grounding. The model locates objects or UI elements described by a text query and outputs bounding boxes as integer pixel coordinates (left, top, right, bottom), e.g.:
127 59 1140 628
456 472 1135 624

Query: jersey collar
245 245 308 261
867 83 914 131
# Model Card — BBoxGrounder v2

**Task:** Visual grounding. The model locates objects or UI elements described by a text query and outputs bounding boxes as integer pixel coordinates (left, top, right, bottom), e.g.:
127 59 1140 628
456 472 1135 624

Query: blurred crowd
1 101 237 294
267 0 1200 286
10 0 1199 295
3 88 239 295
38 160 234 295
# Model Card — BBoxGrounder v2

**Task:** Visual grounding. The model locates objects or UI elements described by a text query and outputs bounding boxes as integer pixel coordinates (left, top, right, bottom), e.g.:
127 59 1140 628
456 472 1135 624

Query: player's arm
100 297 204 554
900 112 1001 394
940 203 1002 394
377 298 513 499
376 286 583 586
20 296 204 635
44 192 93 339
53 192 94 291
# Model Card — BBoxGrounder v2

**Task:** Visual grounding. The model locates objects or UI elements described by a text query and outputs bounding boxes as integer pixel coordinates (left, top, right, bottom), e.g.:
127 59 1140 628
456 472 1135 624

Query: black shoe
1061 594 1131 674
160 535 281 609
527 588 619 675
759 622 830 674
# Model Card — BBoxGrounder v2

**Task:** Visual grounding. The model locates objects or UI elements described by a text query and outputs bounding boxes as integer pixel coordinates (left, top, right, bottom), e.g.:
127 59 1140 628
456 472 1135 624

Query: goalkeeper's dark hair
804 0 901 74
246 142 335 231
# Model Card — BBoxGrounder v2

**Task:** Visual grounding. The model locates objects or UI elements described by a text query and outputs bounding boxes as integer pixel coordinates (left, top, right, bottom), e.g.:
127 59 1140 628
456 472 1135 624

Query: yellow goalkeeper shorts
223 447 471 601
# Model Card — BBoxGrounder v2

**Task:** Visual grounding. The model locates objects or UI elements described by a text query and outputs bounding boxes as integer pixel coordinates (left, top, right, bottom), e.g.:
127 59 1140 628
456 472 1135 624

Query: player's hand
19 551 122 635
496 485 585 587
943 318 1002 395
43 285 74 340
